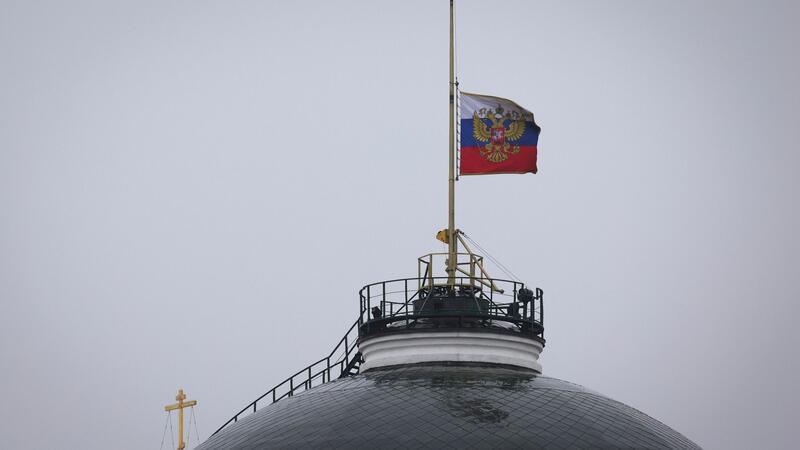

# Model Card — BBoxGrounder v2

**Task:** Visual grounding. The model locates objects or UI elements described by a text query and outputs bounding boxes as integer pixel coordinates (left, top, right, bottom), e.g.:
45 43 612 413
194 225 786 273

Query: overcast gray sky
1 1 799 449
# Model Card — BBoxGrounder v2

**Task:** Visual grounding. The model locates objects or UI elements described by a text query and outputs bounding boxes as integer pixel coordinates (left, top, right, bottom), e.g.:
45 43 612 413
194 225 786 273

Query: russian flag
460 92 540 175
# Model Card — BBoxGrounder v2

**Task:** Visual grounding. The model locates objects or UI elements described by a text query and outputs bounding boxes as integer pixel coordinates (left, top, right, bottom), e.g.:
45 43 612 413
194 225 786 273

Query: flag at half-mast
460 92 541 175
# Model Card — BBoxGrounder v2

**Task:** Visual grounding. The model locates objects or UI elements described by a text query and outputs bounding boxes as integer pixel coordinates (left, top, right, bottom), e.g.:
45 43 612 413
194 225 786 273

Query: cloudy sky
1 1 798 449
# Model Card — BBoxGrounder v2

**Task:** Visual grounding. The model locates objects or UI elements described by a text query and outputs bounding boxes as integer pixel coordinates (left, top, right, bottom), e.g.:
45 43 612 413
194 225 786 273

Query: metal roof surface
199 363 700 449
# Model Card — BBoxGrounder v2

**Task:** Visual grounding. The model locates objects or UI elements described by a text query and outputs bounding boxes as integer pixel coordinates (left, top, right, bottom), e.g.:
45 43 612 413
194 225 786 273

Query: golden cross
164 389 197 450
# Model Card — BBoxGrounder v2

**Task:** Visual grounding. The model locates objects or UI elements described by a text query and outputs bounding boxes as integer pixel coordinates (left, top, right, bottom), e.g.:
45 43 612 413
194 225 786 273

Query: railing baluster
366 285 371 335
359 291 364 327
404 278 408 305
539 288 544 336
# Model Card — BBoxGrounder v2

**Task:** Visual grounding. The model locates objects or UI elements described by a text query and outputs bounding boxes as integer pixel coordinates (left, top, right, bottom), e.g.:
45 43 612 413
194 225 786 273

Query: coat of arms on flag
460 92 541 175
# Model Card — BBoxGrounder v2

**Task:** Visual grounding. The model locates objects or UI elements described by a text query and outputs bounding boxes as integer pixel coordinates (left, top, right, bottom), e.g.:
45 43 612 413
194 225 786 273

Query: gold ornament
471 105 526 163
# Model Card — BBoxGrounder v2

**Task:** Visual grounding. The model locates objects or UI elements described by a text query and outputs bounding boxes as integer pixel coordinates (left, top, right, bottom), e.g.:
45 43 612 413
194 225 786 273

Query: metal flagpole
447 0 457 286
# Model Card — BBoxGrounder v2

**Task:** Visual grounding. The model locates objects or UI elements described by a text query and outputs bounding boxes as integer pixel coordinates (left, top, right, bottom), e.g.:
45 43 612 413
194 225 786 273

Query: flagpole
447 0 457 286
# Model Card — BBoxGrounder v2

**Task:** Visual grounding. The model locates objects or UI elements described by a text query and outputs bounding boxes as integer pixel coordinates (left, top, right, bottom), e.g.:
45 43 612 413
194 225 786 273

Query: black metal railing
211 318 362 436
358 277 544 340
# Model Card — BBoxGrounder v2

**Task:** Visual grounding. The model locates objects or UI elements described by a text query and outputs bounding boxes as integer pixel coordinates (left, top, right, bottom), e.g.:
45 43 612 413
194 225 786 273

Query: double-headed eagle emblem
472 105 526 163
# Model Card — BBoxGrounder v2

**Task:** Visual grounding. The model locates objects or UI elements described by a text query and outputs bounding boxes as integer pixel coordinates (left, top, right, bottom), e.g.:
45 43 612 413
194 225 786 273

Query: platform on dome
358 276 544 344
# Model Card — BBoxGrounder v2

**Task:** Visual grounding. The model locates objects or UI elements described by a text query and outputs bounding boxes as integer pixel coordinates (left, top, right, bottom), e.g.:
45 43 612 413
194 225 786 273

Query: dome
198 363 700 449
198 268 700 449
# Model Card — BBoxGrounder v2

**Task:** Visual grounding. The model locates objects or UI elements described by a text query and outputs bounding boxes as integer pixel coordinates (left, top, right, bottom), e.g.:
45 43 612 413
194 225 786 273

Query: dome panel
199 363 700 449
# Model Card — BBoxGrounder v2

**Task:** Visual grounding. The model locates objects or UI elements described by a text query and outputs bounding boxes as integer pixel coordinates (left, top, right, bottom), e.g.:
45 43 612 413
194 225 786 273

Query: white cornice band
359 331 543 373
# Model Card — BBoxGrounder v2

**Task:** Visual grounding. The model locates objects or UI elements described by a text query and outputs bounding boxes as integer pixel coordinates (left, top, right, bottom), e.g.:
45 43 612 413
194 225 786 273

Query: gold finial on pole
165 389 197 450
447 0 457 286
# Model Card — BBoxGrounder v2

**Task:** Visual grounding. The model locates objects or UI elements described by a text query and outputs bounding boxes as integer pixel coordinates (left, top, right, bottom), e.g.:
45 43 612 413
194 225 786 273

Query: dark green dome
198 363 700 449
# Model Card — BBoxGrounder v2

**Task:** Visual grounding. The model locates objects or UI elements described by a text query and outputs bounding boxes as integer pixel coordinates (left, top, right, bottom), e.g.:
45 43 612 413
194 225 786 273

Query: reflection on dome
199 363 700 449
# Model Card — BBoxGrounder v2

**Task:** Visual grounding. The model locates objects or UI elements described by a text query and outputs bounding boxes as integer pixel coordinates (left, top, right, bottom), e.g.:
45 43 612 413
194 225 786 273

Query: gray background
1 1 798 449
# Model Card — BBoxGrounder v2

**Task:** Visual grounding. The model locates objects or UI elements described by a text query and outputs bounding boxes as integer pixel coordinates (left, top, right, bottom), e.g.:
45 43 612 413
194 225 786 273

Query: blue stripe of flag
460 118 540 148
